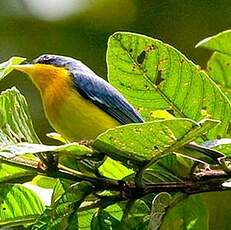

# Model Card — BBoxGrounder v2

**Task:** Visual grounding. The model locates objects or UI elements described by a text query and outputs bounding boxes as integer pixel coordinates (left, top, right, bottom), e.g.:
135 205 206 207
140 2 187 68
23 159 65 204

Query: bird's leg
79 139 94 147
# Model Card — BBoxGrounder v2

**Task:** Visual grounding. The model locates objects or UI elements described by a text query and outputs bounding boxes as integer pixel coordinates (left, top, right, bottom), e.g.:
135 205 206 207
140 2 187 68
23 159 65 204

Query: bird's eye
33 55 52 64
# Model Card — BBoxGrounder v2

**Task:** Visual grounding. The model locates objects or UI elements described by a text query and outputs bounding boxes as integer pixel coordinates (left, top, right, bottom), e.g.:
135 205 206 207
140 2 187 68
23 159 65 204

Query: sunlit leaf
94 119 219 163
0 142 93 159
31 175 57 189
206 53 231 100
107 32 231 138
104 203 124 222
0 87 40 145
0 57 26 80
0 184 45 227
98 157 133 180
46 132 67 144
196 29 231 55
197 31 231 102
78 208 97 230
0 163 36 184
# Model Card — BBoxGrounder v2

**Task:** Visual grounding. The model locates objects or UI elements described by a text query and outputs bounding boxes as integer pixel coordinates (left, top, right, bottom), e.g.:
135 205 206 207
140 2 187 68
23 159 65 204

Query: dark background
0 0 230 143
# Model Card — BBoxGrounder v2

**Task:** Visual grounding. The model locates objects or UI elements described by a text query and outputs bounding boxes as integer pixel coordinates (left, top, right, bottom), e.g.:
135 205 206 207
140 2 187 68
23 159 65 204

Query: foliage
0 30 231 229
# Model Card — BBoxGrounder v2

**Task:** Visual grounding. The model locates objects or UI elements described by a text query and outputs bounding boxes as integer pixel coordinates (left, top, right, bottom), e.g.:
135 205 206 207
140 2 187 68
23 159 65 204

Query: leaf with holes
94 119 219 163
107 32 231 139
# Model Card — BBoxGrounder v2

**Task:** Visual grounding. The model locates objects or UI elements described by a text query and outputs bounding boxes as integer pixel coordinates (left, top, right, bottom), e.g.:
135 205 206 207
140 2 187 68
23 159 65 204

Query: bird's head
12 54 81 92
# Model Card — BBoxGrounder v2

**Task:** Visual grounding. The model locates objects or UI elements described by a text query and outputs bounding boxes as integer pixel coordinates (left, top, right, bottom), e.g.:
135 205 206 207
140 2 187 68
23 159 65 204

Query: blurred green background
1 2 231 229
0 0 230 143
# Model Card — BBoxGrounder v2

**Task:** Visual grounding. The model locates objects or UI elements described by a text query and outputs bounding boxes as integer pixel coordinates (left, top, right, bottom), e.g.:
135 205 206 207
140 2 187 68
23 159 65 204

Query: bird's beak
11 64 34 75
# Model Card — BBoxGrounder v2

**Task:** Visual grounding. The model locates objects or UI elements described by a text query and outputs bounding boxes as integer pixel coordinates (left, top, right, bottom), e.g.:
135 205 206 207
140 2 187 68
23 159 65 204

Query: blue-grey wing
70 64 144 124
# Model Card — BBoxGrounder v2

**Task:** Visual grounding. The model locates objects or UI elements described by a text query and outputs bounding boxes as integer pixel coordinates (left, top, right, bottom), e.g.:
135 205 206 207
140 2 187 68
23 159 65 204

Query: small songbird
12 54 222 162
13 54 143 142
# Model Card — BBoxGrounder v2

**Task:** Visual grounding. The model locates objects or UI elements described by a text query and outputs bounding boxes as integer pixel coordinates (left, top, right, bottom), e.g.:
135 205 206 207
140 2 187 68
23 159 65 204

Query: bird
12 54 144 142
12 54 223 162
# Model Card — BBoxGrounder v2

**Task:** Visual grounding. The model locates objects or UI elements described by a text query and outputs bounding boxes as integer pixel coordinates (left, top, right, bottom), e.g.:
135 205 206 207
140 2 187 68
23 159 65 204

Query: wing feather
70 64 143 124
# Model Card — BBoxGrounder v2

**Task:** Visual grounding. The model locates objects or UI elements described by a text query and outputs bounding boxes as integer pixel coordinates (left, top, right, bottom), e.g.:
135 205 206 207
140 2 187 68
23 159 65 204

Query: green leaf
31 176 57 189
0 57 26 80
54 182 92 228
78 208 97 230
34 181 92 229
91 210 121 230
0 163 36 184
206 53 231 100
51 179 71 205
197 31 231 105
107 32 231 138
31 208 53 230
0 184 45 227
196 30 231 55
94 119 219 163
98 157 134 180
160 195 209 230
60 157 98 177
0 87 40 145
143 156 186 183
122 199 150 230
46 132 67 143
104 203 124 222
0 142 93 159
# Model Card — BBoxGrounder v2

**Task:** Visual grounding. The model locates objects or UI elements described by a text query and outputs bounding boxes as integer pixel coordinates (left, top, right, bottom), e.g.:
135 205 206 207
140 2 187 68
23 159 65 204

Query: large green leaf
0 184 45 227
197 31 231 102
0 57 26 80
0 87 40 145
206 52 231 100
94 119 219 163
107 32 231 138
196 30 231 55
160 195 209 230
0 88 43 184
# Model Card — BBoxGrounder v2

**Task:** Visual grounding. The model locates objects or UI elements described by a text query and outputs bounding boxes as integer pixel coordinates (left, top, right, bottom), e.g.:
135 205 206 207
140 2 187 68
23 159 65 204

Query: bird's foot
37 161 47 170
79 139 94 147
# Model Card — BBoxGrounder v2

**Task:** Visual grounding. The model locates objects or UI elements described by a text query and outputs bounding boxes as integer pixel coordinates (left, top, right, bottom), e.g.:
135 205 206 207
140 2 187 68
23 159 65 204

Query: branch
1 156 231 200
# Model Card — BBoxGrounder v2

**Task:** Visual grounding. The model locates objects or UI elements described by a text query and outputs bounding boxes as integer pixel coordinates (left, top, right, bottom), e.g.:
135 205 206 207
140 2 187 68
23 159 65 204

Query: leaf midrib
113 35 188 119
